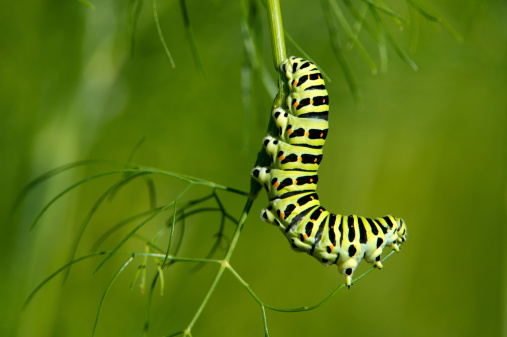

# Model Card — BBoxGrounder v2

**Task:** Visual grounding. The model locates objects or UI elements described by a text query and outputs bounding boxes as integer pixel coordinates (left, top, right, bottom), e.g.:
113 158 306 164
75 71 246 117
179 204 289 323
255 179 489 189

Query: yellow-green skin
252 57 408 287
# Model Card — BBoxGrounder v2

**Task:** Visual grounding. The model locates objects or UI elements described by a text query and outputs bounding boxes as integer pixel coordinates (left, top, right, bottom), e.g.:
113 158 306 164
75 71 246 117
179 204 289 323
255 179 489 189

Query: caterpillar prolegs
252 57 407 287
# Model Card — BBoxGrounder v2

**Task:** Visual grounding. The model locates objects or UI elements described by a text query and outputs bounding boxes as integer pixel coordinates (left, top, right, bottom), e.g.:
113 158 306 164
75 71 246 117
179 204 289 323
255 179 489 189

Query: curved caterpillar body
252 57 407 287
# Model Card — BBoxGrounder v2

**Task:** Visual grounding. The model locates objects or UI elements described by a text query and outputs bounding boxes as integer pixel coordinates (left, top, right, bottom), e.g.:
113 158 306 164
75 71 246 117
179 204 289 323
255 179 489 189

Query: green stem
152 0 176 67
186 264 227 333
227 251 397 313
265 0 286 70
184 197 255 334
224 198 254 261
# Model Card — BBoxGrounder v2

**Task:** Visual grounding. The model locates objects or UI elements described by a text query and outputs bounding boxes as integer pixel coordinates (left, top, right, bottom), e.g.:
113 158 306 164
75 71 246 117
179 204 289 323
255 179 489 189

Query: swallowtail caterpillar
252 57 407 287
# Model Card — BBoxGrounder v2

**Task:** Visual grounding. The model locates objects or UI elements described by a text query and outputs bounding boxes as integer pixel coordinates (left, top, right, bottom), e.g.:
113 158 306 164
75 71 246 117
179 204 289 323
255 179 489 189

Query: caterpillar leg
262 135 280 160
337 259 360 288
272 108 289 137
251 166 270 188
259 206 285 230
260 205 275 224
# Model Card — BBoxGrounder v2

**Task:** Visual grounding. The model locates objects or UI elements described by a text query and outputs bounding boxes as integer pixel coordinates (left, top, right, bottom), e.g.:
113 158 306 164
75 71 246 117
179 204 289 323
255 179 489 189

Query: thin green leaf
386 28 418 71
108 172 144 202
92 256 134 337
143 272 160 336
94 184 193 274
241 48 253 152
360 0 407 22
344 0 376 48
407 0 439 22
407 0 463 42
156 208 223 242
132 234 166 254
321 0 362 106
65 172 148 282
191 212 226 272
93 194 214 251
127 136 146 163
93 200 176 274
77 0 95 10
12 159 135 216
128 0 144 56
242 20 277 97
329 0 377 75
369 5 388 73
156 264 165 296
171 211 185 259
130 258 147 292
372 6 418 71
105 166 248 195
408 3 420 53
23 251 202 312
241 0 277 97
284 32 332 83
180 0 205 76
29 170 138 231
151 0 176 67
145 177 158 209
440 18 463 42
162 200 177 266
23 253 106 309
92 206 165 251
374 0 404 29
194 193 233 267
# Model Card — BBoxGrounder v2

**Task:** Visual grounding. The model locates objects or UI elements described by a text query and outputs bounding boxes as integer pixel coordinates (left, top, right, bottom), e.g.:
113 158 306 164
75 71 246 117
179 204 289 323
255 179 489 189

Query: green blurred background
1 0 505 336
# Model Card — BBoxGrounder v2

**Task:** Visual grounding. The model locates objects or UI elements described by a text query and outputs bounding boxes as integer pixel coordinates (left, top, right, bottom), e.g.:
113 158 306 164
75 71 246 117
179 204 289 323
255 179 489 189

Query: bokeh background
1 0 505 336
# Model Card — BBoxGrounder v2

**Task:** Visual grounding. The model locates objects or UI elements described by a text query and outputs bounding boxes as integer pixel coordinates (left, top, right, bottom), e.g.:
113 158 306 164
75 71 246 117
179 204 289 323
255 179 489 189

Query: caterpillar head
396 218 408 245
386 217 407 252
281 56 296 78
280 56 305 80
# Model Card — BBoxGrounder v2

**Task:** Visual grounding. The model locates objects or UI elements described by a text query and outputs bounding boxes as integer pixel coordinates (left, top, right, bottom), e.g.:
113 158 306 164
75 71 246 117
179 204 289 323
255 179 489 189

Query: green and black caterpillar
252 56 407 287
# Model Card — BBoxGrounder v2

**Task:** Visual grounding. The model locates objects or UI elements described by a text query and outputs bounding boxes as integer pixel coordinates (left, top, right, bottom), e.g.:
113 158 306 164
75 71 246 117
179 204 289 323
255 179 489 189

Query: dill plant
16 0 460 336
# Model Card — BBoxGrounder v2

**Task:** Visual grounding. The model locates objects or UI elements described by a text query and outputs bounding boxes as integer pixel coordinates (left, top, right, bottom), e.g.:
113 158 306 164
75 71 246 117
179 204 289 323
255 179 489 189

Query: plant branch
265 0 286 70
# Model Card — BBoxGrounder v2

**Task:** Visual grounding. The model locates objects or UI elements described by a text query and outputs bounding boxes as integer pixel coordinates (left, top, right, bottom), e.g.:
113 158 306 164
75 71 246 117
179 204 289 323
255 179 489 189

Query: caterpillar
252 56 407 287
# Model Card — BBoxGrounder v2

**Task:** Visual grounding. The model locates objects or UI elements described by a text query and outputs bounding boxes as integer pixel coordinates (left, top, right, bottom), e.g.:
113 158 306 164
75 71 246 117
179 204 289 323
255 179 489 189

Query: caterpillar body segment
253 56 407 287
252 166 318 199
282 57 323 92
288 90 329 118
272 108 329 147
262 135 323 171
266 192 321 225
282 57 329 119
